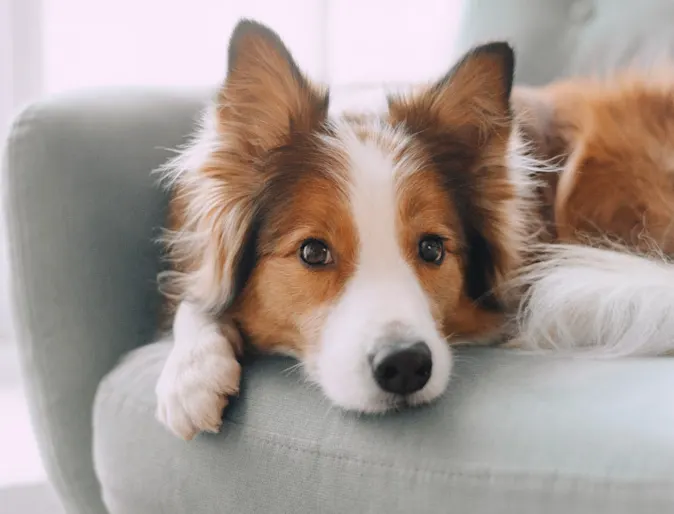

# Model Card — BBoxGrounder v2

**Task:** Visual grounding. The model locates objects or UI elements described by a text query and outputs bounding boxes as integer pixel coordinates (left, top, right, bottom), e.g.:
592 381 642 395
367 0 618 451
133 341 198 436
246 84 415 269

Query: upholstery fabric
95 343 674 514
456 0 674 85
3 89 207 512
6 1 674 511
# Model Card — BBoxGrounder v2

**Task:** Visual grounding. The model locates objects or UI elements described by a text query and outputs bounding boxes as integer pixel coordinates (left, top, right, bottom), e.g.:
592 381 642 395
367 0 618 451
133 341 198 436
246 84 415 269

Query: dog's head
165 20 529 412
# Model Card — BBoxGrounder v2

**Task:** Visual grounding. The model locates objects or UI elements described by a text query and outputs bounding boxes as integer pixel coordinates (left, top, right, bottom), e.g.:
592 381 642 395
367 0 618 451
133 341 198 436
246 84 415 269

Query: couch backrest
455 0 674 86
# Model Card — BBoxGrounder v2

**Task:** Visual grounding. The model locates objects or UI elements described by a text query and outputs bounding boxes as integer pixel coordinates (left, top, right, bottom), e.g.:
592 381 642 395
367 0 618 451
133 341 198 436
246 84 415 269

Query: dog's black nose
371 341 432 395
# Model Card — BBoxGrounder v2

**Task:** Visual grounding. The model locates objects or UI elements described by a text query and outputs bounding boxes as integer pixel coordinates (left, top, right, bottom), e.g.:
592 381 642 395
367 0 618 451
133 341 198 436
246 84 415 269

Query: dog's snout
371 341 432 395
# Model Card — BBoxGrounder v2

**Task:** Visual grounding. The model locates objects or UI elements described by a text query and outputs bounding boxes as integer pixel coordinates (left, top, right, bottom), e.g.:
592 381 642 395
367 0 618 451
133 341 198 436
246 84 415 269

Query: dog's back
517 73 674 253
512 73 674 356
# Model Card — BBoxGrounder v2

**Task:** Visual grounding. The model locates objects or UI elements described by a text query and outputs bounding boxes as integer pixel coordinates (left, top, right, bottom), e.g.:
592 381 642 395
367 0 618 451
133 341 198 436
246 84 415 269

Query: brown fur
389 43 522 339
163 24 522 362
515 74 674 254
231 138 355 355
162 20 329 319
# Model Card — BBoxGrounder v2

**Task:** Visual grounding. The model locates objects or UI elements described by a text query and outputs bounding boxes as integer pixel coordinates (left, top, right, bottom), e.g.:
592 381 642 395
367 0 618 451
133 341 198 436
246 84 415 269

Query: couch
5 1 674 512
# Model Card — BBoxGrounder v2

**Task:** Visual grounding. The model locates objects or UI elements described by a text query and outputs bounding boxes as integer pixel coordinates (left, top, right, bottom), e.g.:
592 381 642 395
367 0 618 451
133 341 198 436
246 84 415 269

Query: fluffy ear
162 20 328 314
219 19 329 157
389 42 521 309
389 42 514 143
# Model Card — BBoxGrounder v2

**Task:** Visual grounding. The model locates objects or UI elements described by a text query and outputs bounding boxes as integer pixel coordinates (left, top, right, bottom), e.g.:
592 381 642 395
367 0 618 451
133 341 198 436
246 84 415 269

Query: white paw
155 332 241 440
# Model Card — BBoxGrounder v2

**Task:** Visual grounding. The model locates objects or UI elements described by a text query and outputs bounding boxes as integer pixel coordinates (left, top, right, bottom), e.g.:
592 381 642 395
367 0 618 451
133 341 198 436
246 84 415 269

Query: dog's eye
299 239 333 267
418 236 445 264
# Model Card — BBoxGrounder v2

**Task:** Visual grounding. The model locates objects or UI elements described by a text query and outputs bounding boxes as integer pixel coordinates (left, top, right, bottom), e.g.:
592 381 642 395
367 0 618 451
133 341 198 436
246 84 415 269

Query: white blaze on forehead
312 119 452 412
341 123 407 273
326 119 433 328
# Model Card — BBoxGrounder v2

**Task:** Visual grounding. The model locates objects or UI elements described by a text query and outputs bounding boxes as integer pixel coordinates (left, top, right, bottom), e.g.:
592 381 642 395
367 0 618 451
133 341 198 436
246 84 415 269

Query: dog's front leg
155 300 242 440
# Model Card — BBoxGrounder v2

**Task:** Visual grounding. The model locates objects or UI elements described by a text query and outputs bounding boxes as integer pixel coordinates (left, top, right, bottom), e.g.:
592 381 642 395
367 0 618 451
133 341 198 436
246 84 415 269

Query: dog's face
166 21 526 412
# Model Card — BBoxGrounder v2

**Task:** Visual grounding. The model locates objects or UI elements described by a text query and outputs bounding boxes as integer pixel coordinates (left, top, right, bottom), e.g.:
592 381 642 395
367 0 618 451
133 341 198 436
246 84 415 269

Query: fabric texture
95 343 674 514
6 1 674 512
456 0 674 85
3 89 207 513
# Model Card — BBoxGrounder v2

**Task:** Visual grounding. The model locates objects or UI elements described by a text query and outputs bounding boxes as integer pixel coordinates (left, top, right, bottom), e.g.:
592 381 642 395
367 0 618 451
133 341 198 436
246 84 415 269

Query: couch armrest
2 89 207 513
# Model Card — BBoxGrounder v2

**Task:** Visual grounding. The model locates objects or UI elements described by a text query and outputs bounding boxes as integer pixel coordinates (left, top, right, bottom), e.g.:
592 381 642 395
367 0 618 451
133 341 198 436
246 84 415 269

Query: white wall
42 0 465 94
1 0 44 340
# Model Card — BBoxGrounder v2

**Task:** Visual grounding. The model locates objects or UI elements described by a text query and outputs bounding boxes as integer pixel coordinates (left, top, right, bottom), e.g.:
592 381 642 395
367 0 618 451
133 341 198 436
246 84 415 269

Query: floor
0 342 64 514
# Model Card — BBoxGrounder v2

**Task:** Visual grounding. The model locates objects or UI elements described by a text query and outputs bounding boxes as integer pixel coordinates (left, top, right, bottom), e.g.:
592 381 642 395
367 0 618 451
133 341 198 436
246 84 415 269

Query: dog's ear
163 20 328 314
389 42 521 310
389 42 514 143
220 19 329 157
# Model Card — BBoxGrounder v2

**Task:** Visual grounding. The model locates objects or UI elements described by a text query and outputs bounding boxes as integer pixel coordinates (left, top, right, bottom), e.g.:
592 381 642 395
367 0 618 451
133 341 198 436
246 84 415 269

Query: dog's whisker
281 361 305 377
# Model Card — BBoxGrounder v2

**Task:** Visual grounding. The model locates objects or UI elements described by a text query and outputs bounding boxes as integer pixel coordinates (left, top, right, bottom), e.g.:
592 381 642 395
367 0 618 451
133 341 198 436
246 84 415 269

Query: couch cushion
94 343 674 514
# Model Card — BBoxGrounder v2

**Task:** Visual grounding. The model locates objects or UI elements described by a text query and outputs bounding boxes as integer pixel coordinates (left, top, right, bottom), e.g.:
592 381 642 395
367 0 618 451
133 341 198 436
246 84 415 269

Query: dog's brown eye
418 236 445 264
300 239 333 267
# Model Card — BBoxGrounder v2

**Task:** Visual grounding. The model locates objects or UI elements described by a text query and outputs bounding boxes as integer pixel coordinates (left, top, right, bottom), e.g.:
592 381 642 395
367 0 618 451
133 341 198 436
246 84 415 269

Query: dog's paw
155 335 241 440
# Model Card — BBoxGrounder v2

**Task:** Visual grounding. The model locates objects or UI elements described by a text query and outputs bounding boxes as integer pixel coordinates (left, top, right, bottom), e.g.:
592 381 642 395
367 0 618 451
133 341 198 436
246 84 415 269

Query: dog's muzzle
370 340 432 395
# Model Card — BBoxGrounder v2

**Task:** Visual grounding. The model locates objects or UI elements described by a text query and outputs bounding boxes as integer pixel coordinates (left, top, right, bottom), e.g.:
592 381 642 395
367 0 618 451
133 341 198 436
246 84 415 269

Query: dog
155 20 674 441
153 19 541 440
510 72 674 357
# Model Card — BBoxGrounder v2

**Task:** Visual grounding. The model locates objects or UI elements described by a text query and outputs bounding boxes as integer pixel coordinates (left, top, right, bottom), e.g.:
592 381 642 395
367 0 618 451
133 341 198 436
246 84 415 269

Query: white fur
155 105 249 438
506 128 560 250
156 103 220 187
513 244 674 357
155 301 242 439
312 121 452 412
156 104 255 312
153 106 545 435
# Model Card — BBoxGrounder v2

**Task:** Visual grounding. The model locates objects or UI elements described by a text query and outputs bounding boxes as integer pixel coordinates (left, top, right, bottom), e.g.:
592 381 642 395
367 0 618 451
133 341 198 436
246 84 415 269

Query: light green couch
5 1 674 512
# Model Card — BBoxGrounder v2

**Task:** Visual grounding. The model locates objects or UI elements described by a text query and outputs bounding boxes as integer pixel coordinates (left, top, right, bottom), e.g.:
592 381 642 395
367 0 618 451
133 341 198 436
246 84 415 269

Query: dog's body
512 73 674 357
154 20 674 440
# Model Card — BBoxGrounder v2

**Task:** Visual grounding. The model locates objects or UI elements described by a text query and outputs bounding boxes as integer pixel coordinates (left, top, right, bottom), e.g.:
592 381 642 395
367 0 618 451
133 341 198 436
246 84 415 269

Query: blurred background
1 1 464 512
